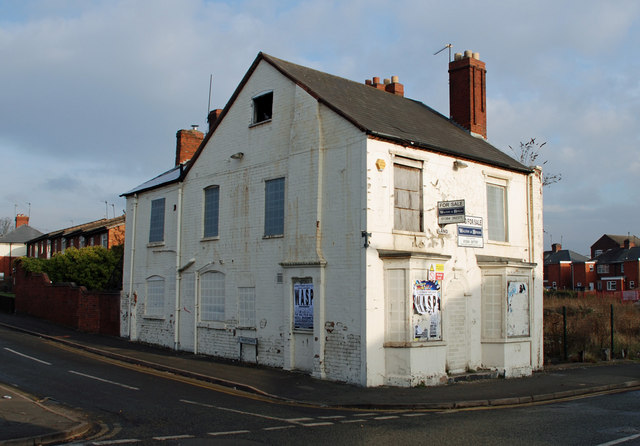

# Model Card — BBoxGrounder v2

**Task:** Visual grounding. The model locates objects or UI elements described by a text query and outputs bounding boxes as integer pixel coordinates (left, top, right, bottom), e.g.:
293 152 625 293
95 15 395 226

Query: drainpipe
174 183 184 351
194 273 200 354
128 194 138 340
315 106 327 380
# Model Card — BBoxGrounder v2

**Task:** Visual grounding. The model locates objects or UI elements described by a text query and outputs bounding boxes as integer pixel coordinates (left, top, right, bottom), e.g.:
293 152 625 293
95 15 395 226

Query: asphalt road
2 326 640 445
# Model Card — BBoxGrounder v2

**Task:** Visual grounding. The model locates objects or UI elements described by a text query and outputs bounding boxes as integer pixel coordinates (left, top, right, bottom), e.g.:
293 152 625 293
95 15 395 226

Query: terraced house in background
26 215 125 259
121 51 543 387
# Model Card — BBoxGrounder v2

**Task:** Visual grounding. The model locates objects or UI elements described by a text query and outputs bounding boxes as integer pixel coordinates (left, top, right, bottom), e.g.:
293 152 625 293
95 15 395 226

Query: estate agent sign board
437 199 465 225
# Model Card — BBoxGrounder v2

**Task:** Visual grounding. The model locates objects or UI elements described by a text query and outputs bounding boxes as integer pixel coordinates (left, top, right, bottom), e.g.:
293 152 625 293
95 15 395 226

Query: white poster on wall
507 281 530 337
294 283 314 330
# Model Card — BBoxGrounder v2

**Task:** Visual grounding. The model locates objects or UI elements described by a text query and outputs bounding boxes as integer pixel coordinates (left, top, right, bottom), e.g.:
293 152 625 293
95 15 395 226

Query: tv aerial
434 43 453 62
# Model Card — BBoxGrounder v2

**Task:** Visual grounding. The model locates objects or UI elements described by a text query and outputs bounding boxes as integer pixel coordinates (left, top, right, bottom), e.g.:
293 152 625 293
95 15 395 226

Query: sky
0 0 638 255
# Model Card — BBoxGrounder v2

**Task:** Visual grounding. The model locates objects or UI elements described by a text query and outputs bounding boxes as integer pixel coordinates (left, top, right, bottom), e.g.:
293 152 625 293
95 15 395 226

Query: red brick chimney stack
365 76 404 97
175 126 204 166
15 214 28 228
449 50 487 139
207 108 223 131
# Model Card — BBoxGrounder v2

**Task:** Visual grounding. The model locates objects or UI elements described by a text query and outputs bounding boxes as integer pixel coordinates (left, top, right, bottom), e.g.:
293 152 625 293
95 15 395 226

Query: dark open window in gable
252 91 273 124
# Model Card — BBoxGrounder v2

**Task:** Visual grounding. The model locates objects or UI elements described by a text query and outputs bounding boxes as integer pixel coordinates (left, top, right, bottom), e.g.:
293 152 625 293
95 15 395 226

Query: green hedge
19 245 123 291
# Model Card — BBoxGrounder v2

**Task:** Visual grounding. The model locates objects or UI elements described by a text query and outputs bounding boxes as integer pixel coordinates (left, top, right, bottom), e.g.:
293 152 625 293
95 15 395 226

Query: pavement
1 312 640 445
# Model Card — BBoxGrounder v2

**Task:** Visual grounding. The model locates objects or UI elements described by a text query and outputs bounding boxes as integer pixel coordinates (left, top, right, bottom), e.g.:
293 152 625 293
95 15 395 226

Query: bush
19 246 123 291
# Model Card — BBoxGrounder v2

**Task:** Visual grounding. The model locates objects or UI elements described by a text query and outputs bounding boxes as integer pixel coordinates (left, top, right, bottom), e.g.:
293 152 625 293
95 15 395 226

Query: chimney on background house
175 125 204 166
449 50 487 139
551 243 562 253
364 76 404 97
15 214 28 228
624 239 633 249
207 108 223 132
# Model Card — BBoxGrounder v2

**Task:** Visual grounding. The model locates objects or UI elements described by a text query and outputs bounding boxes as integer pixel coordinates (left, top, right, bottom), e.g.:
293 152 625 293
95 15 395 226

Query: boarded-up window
146 276 165 316
385 269 407 342
394 164 422 232
149 198 166 243
482 274 503 339
200 271 225 321
238 287 256 328
487 183 507 242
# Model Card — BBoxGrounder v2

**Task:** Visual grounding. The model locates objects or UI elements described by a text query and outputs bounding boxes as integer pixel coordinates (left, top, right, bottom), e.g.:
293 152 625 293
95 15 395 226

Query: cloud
0 0 638 253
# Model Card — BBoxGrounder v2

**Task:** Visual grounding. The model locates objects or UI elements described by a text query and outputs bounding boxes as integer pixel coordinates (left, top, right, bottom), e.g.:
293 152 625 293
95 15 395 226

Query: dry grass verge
544 290 640 363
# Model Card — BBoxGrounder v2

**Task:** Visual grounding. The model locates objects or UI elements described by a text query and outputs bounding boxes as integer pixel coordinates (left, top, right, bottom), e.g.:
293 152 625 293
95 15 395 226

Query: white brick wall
123 58 543 387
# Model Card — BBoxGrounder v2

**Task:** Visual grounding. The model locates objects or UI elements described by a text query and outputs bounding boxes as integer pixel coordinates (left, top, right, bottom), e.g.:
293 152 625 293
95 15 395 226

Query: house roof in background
592 234 640 249
544 249 590 264
0 225 43 244
27 215 125 243
594 246 640 264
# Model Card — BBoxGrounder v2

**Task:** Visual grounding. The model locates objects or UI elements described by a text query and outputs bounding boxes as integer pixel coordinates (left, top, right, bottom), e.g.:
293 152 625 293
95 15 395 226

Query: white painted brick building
121 51 544 387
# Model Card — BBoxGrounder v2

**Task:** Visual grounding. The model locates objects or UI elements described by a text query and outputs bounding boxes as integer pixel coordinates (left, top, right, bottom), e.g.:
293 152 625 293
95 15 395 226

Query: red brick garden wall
13 264 119 336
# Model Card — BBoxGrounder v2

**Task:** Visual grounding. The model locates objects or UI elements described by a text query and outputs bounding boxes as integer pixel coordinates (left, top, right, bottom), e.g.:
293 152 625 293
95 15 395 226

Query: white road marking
285 417 314 422
180 399 214 408
317 415 346 419
263 426 296 431
4 347 52 365
403 413 428 417
152 435 195 441
91 440 140 445
597 433 640 446
300 422 334 427
374 415 399 420
208 430 250 436
68 370 139 390
183 400 306 425
341 419 369 423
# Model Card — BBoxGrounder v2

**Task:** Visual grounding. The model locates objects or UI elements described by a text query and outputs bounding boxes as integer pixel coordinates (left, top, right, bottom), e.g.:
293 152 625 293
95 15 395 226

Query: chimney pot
464 49 473 58
391 75 399 83
365 79 372 85
372 76 380 84
552 243 562 253
454 52 463 61
384 78 391 85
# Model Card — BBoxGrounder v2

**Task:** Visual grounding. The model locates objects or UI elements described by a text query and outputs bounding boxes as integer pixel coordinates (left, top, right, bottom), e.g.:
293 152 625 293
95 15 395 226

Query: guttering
367 129 533 175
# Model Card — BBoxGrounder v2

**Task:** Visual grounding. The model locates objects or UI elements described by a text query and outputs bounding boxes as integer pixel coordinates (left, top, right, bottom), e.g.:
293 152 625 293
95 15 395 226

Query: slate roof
123 165 182 196
594 246 640 264
261 53 529 173
544 249 590 265
126 52 530 197
0 225 43 244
